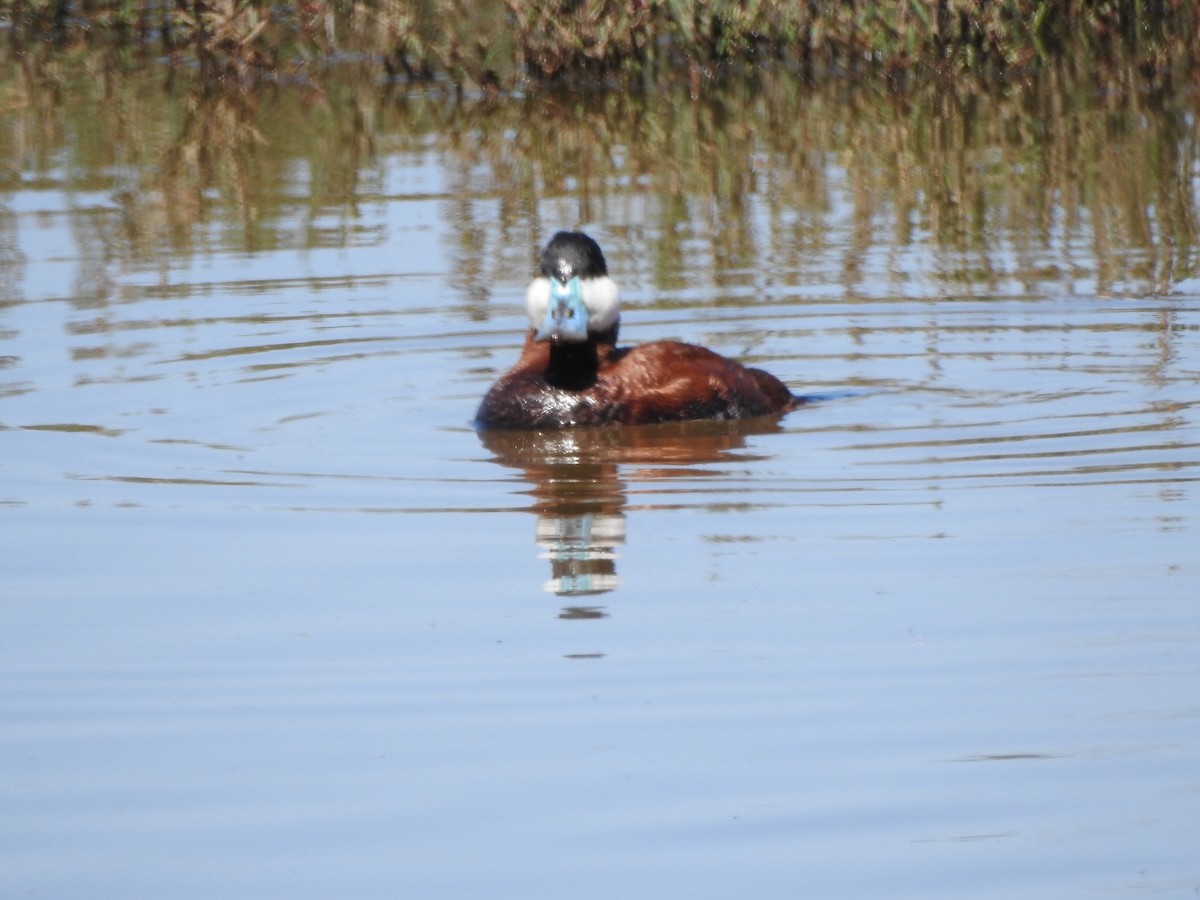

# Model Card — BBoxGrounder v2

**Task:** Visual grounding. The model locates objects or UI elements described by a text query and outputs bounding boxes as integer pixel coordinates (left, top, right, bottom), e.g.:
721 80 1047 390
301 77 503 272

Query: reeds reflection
3 55 1195 310
477 417 788 606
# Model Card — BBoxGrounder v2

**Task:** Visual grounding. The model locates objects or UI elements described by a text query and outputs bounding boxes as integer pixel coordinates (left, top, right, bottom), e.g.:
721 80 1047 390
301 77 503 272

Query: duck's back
607 341 796 423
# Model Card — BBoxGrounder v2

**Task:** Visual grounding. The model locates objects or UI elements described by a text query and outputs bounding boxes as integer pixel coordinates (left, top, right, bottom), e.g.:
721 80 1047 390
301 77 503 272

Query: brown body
475 327 801 429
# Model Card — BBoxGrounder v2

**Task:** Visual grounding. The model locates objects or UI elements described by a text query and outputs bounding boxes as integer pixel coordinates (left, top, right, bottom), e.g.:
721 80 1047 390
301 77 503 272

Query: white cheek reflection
536 513 625 597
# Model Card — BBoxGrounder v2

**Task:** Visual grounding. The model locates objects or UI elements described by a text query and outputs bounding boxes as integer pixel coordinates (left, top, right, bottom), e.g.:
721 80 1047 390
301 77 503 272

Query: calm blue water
2 70 1199 898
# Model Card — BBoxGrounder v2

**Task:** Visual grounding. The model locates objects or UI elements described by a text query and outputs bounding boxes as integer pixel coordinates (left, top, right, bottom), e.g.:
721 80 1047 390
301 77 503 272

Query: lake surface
2 60 1199 898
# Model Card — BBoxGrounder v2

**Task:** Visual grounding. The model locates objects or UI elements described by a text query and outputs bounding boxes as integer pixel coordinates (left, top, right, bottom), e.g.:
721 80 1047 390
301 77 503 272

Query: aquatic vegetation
3 49 1194 302
0 0 1196 86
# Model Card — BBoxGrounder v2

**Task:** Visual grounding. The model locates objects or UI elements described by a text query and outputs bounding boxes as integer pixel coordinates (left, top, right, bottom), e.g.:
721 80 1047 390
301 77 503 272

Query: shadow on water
477 415 797 606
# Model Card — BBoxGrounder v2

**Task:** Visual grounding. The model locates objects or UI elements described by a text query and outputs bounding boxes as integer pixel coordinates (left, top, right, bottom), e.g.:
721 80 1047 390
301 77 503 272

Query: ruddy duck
474 231 803 429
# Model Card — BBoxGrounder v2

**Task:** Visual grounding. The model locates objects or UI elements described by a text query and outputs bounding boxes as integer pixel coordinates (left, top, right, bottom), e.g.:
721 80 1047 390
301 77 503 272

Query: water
2 62 1199 898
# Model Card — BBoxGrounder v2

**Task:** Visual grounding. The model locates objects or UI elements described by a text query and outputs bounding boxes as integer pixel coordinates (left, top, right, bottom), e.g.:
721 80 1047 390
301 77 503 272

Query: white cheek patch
581 276 620 332
525 277 551 329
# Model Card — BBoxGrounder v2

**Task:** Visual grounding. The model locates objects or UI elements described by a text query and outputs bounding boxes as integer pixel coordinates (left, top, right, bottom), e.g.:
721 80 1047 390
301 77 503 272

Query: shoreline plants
1 1 1196 87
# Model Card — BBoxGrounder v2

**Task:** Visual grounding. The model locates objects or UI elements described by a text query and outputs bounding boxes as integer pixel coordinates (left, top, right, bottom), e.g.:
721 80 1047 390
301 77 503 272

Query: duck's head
526 231 621 343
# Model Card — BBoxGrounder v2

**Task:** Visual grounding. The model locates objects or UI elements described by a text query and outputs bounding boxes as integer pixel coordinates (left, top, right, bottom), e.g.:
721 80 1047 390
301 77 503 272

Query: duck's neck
545 325 619 391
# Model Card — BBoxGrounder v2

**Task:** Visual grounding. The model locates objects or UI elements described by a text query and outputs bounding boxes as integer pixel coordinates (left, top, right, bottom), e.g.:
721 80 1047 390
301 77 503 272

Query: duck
474 231 804 429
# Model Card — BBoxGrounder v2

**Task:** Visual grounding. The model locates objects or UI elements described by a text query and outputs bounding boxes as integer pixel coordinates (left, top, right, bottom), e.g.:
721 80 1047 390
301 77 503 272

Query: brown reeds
1 1 1196 86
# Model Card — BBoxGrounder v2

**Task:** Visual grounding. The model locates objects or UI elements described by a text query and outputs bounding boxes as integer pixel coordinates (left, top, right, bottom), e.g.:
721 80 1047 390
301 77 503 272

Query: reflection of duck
475 231 804 429
478 419 784 600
